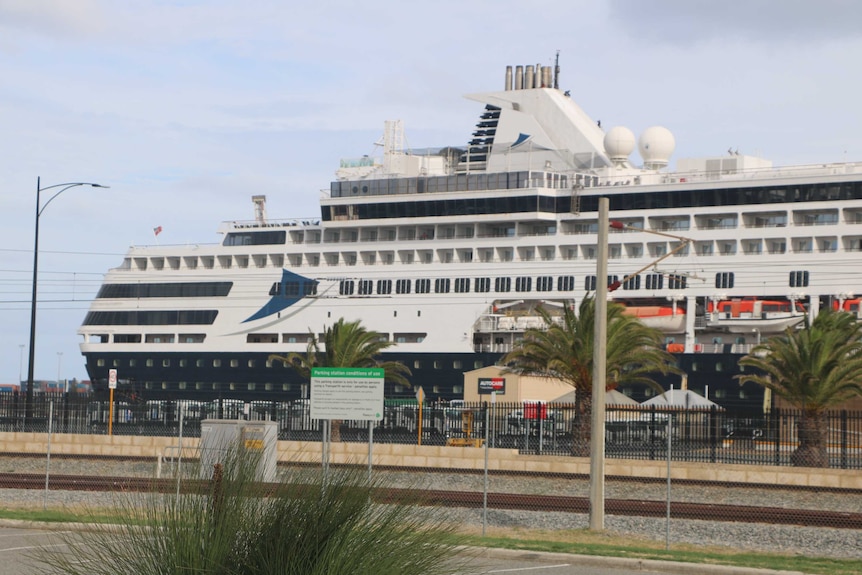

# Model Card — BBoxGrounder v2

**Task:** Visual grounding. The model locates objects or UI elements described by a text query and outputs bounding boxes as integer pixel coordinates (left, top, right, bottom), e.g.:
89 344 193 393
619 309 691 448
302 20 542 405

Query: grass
21 449 466 575
3 507 861 575
452 526 862 575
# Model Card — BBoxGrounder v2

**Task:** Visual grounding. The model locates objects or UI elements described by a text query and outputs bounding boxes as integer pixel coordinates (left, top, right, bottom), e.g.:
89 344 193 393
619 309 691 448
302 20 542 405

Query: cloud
0 0 105 39
609 0 862 46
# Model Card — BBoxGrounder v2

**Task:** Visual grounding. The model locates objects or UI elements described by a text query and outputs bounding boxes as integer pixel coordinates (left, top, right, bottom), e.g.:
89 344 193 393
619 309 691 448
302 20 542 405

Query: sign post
415 386 425 446
108 369 117 436
310 367 385 474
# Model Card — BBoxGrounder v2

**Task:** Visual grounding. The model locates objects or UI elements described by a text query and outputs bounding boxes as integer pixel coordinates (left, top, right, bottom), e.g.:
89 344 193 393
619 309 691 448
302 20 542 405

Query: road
0 525 796 575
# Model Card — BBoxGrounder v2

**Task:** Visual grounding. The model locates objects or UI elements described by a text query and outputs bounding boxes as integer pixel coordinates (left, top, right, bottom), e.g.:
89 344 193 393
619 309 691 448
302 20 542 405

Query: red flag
153 226 163 236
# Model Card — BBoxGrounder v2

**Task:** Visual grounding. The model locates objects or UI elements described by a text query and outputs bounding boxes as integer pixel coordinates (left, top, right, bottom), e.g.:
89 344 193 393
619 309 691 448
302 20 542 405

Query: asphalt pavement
0 524 809 575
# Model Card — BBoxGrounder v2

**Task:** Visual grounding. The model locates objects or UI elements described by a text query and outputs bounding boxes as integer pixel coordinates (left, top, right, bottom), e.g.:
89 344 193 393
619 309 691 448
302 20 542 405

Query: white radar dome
603 126 636 165
638 126 675 169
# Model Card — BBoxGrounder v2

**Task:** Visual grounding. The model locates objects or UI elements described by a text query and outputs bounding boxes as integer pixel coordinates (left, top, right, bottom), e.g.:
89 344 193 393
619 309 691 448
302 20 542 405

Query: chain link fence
0 393 860 557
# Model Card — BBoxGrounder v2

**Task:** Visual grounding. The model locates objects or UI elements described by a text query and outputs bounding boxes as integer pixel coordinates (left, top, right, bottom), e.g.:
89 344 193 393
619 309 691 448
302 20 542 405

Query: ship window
585 275 597 291
495 277 511 292
339 280 355 295
433 360 443 369
557 275 575 291
715 272 735 289
453 360 462 369
213 359 222 367
473 361 484 369
178 382 187 390
515 277 532 292
358 280 373 295
454 278 470 293
434 278 450 293
396 279 411 294
113 359 120 367
622 275 641 290
146 359 154 367
129 359 136 367
114 334 142 343
536 276 553 292
789 270 809 287
415 279 431 293
179 359 187 367
196 359 205 367
646 274 663 290
474 277 491 292
377 279 392 294
230 359 239 368
668 274 687 289
414 360 422 369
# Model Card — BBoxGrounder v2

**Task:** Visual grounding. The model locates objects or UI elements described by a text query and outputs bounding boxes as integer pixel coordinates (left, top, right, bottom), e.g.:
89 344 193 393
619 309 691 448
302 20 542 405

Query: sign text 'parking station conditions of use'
310 367 385 421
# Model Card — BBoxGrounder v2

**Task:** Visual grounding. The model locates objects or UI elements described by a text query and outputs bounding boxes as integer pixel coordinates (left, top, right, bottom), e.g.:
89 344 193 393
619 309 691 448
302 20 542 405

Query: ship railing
224 218 321 230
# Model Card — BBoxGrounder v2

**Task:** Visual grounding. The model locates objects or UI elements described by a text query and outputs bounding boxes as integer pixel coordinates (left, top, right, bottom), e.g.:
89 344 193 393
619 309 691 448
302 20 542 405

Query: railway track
2 473 860 529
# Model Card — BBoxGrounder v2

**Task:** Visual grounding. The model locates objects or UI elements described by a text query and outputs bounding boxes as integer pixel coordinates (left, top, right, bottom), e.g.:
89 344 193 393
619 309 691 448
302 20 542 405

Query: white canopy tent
641 389 723 410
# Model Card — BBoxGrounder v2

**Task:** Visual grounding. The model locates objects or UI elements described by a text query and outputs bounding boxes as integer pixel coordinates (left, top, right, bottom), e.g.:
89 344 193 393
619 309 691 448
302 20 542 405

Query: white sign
108 369 118 390
310 367 384 421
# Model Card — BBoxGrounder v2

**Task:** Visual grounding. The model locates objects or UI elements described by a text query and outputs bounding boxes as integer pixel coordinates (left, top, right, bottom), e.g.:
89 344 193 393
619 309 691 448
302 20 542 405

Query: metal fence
0 393 860 559
1 393 861 469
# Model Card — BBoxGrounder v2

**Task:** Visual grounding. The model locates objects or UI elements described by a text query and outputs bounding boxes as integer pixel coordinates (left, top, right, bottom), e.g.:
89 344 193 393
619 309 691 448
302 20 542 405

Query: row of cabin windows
95 357 482 371
339 273 684 295
337 270 812 296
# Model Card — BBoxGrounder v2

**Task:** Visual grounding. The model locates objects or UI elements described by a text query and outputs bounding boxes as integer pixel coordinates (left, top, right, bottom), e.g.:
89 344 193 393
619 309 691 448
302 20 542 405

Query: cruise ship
79 61 862 412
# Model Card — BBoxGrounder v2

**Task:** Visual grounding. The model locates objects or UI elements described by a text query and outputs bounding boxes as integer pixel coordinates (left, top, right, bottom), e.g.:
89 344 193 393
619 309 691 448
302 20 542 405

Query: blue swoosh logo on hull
243 269 317 322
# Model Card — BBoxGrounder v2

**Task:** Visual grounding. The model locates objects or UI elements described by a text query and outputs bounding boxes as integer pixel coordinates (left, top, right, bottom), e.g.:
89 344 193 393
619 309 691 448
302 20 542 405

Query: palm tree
270 318 411 441
499 295 679 456
737 309 862 467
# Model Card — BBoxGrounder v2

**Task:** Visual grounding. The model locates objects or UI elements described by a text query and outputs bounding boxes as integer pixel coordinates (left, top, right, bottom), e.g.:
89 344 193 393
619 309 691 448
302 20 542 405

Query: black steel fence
1 393 861 469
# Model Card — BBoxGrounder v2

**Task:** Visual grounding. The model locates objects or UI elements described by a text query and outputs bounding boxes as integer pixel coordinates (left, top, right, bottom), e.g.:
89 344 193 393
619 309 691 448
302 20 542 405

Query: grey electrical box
199 419 278 482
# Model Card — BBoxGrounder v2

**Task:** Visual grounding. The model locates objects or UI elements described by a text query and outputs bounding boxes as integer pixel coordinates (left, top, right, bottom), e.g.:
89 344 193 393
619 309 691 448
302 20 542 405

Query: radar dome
638 126 675 169
603 126 635 165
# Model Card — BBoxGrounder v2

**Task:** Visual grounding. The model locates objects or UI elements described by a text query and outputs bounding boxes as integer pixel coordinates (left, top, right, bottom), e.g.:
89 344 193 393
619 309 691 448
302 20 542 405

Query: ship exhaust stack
515 65 523 90
505 66 513 91
525 65 534 89
252 195 267 225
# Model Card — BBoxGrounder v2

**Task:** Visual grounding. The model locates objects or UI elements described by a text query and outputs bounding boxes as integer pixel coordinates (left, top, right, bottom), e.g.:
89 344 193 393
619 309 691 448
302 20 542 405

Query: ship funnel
505 65 513 91
252 195 267 225
525 65 534 89
515 65 523 90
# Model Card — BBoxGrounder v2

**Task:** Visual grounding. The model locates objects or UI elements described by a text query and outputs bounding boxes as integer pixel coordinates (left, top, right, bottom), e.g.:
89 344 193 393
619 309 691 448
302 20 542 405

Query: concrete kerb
467 546 808 575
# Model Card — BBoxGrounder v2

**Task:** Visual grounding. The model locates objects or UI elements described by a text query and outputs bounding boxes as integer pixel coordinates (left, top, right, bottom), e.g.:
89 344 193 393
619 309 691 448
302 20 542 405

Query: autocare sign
478 377 505 395
310 367 385 421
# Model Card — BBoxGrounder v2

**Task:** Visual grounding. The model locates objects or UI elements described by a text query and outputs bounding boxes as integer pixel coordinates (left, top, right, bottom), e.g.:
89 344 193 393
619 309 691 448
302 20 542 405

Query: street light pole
25 177 108 425
57 352 63 393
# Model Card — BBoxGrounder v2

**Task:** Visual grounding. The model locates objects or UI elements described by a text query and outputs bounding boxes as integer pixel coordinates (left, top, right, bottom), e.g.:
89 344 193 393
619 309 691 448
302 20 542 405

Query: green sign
310 367 385 420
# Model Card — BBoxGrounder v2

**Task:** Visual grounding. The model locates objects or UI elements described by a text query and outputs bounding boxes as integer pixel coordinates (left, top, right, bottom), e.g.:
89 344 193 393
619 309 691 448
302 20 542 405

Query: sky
2 0 862 384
